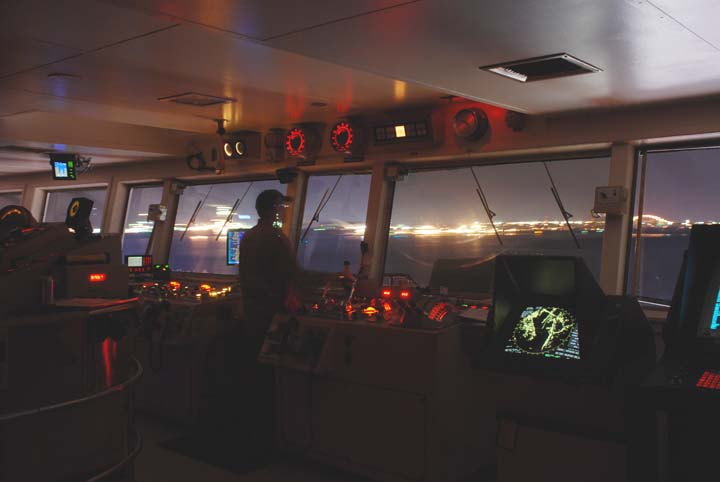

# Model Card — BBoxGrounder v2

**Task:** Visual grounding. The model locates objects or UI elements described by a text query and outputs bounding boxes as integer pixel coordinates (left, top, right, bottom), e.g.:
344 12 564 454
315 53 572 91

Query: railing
0 357 144 482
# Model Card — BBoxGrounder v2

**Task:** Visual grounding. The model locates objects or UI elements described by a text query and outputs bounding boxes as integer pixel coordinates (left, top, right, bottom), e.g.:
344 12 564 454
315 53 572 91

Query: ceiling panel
0 36 81 78
109 0 417 40
650 0 720 49
0 23 442 133
0 0 177 53
264 0 720 113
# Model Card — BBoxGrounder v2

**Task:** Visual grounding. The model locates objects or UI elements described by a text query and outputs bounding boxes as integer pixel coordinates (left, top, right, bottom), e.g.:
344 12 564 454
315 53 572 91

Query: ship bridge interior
1 1 720 482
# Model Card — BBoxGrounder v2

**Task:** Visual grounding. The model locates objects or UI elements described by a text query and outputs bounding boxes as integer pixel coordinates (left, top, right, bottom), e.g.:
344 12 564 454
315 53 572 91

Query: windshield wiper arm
214 181 254 241
470 167 503 246
543 162 580 249
180 185 214 241
300 175 343 243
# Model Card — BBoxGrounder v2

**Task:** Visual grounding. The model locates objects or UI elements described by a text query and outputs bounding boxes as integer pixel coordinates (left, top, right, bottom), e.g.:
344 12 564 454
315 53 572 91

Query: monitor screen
50 154 77 180
504 306 581 360
126 256 143 268
226 229 245 265
697 263 720 338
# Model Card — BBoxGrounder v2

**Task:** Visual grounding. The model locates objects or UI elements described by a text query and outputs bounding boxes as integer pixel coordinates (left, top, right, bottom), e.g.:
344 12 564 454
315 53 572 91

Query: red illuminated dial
285 128 306 157
331 122 354 153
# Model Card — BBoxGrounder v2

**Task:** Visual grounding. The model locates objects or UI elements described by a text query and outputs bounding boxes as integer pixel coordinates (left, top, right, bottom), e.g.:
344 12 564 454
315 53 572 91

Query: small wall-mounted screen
50 154 77 180
504 306 581 360
226 229 245 265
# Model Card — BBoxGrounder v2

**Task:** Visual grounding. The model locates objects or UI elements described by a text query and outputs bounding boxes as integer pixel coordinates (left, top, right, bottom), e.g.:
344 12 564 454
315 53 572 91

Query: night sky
303 157 611 227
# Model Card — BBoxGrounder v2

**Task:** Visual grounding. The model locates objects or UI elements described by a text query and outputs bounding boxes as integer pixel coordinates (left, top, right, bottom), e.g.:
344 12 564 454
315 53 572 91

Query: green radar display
505 306 581 360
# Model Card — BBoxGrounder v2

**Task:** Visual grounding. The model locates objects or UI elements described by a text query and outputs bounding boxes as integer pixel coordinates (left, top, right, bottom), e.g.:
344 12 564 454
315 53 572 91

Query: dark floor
133 414 376 482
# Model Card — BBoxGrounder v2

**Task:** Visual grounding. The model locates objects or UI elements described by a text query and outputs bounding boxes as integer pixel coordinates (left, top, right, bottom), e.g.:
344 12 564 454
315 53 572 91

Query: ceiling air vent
480 53 601 82
158 92 236 107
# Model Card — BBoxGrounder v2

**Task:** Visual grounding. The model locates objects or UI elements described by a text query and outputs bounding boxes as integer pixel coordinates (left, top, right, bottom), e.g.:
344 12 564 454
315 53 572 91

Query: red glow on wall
89 273 106 282
101 338 117 388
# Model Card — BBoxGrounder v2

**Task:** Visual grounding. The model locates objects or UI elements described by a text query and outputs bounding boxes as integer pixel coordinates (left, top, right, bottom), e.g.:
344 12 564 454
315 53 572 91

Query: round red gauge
285 128 306 156
331 122 354 153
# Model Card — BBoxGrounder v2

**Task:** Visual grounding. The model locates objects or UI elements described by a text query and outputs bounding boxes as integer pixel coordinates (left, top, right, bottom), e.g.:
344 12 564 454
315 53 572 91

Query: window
629 147 720 302
0 192 22 208
169 180 286 275
297 174 372 273
43 188 107 233
385 157 610 287
122 185 163 259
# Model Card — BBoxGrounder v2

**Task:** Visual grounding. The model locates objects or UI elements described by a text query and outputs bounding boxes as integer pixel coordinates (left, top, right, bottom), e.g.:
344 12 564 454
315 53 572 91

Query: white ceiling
2 0 720 175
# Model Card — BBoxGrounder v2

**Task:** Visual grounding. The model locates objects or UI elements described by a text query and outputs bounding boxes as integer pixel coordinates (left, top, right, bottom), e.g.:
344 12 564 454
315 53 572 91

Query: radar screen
504 306 581 360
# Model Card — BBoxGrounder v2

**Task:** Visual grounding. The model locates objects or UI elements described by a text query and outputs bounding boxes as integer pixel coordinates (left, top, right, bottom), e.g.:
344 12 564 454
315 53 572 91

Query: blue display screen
226 229 245 265
710 288 720 332
52 159 76 180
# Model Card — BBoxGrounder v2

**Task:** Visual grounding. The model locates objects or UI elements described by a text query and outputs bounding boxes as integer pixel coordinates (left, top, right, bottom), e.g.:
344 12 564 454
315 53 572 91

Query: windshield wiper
180 184 214 241
543 162 580 249
300 175 343 243
470 167 503 246
214 181 254 241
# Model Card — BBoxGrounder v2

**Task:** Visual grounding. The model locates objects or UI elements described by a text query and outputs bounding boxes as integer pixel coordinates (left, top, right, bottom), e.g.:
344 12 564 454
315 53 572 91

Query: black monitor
485 255 606 377
50 154 77 180
665 224 720 359
226 229 245 266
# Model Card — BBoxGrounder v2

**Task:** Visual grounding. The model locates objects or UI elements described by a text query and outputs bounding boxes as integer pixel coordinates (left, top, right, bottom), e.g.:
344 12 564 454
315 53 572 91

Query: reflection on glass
0 192 22 209
385 158 609 287
122 185 163 259
43 188 107 233
630 148 720 301
169 180 286 275
298 174 371 273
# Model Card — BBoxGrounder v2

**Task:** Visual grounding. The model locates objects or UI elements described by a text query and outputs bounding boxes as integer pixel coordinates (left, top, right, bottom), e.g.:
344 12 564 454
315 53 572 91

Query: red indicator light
400 290 410 299
481 305 489 310
168 281 181 290
89 273 106 282
381 289 392 298
330 122 354 153
285 128 306 157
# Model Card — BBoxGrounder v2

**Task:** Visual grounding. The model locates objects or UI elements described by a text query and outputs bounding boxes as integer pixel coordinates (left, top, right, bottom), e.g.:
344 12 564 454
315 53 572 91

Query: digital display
125 255 153 273
51 158 77 180
504 306 581 360
226 229 245 265
374 120 430 143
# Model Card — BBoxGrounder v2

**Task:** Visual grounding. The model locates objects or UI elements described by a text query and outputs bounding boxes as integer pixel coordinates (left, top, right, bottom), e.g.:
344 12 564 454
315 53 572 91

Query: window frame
296 169 373 273
166 175 288 275
382 152 613 285
626 142 720 304
121 182 164 258
41 185 109 229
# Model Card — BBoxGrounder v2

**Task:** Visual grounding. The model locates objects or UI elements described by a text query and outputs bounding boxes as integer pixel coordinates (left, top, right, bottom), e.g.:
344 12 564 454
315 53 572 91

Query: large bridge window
385 157 610 287
629 147 720 302
169 180 286 275
43 188 107 233
0 192 21 208
122 185 163 259
298 173 372 273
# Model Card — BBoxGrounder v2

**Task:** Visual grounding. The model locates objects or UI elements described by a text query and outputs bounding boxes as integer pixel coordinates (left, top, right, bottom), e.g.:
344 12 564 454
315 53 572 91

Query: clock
452 108 489 141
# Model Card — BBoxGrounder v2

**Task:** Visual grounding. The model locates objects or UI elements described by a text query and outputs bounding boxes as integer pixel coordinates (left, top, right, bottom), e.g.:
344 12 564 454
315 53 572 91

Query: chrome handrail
0 357 143 423
84 428 143 482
